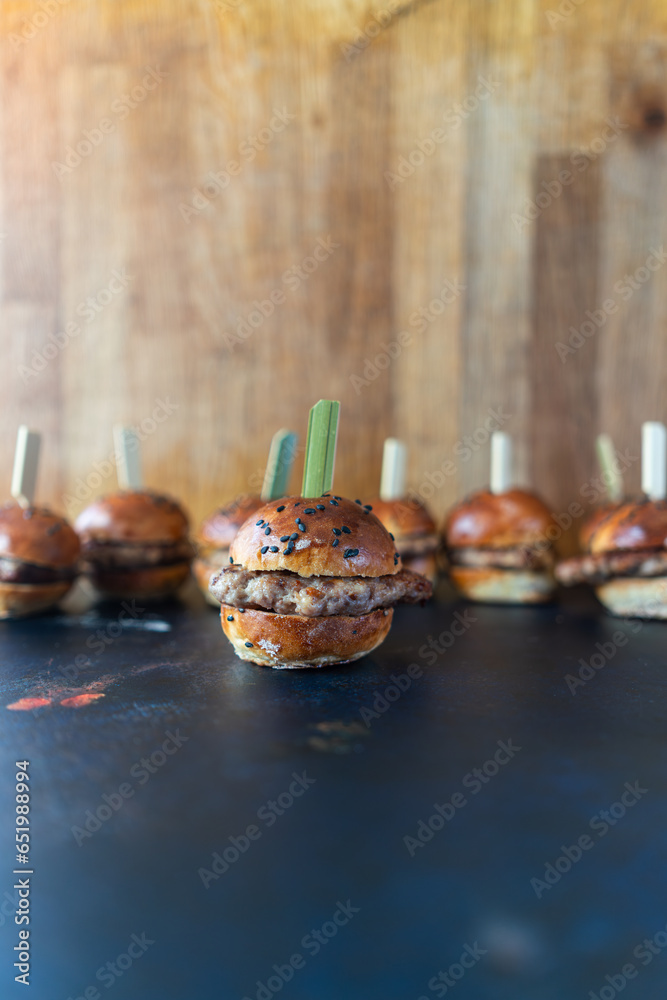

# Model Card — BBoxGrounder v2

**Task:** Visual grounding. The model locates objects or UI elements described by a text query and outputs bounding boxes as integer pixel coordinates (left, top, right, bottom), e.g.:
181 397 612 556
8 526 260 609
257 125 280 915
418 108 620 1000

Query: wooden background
2 0 666 540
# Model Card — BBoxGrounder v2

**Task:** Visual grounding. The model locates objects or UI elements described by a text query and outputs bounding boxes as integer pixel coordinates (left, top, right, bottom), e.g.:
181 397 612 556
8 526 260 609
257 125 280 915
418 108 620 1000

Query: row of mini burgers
0 479 664 621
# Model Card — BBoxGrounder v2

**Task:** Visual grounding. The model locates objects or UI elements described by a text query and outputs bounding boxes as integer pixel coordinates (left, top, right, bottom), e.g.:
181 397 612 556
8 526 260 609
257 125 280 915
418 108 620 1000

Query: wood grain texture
1 0 666 533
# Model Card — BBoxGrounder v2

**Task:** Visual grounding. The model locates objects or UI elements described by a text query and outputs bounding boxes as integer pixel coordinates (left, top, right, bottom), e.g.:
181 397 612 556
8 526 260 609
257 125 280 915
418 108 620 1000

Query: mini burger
0 502 80 618
367 496 440 584
208 495 432 668
193 495 263 605
577 502 619 553
556 498 667 618
75 490 194 599
443 489 558 604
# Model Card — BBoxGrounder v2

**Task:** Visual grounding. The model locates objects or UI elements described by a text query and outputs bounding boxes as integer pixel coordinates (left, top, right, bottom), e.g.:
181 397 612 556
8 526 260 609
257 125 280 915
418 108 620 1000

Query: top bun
75 490 190 544
589 498 667 555
230 496 400 578
445 489 556 549
578 503 619 552
367 497 436 540
198 495 263 549
0 502 80 568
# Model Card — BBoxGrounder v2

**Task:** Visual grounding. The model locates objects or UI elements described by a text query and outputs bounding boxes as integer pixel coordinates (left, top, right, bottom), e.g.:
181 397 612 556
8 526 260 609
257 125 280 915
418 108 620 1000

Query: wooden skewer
302 400 340 496
113 425 143 490
595 433 624 502
490 431 512 494
11 426 41 508
379 438 407 501
641 421 666 501
261 428 298 501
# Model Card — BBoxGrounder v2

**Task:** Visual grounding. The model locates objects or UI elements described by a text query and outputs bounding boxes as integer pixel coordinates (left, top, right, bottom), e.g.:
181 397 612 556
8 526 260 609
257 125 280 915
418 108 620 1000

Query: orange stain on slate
6 697 52 711
59 693 106 708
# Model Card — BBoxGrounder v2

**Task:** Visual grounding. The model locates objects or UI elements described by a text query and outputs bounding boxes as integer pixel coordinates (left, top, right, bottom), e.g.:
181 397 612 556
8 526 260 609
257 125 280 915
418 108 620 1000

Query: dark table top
0 580 666 1000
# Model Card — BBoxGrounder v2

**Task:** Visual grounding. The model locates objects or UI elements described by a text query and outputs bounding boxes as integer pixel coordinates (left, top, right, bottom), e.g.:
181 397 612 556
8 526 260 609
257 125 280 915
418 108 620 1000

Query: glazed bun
220 603 394 669
198 495 263 551
578 504 618 552
449 566 555 604
230 496 400 578
0 502 80 568
368 497 436 541
589 499 667 555
75 490 189 544
445 489 556 549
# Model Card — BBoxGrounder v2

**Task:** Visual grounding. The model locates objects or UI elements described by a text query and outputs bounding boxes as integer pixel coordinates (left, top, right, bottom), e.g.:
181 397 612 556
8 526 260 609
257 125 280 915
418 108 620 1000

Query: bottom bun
449 566 555 604
193 555 227 606
402 553 438 586
595 576 667 619
86 561 191 600
0 580 74 619
220 604 394 669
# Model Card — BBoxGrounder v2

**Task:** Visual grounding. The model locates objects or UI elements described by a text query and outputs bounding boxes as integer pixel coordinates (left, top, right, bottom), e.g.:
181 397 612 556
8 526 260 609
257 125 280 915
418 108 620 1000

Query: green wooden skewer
301 400 340 496
595 433 623 502
261 428 298 501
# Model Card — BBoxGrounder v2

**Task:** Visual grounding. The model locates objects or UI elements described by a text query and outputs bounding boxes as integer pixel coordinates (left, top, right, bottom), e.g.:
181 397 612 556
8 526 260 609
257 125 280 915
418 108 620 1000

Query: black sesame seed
295 517 303 525
261 546 269 554
333 527 341 536
332 538 339 547
342 526 351 534
363 505 372 512
316 504 325 510
229 556 234 564
329 500 339 506
290 532 298 540
304 508 316 514
276 505 285 512
355 499 362 504
270 546 279 552
227 615 234 621
256 520 264 526
352 630 357 635
294 502 301 506
238 608 245 613
321 493 330 497
298 523 306 531
245 642 253 648
280 535 290 542
344 548 359 558
334 496 341 500
264 526 271 535
389 533 395 540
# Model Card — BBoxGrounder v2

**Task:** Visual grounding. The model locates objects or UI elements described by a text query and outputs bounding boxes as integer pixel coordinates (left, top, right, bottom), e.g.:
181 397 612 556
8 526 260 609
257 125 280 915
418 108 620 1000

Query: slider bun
0 580 75 619
193 556 225 606
595 576 667 619
198 495 263 550
86 562 191 600
578 504 619 552
589 499 667 555
368 497 436 541
75 490 190 544
230 496 399 578
220 603 393 668
445 489 556 549
0 502 80 569
449 566 556 604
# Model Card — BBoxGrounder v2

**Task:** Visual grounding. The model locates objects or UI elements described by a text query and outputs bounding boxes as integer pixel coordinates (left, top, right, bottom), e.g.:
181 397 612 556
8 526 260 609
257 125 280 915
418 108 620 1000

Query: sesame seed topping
238 608 245 613
294 502 301 507
296 517 303 525
264 526 271 535
316 504 325 510
245 642 253 648
280 535 290 542
333 528 341 536
256 520 264 526
389 533 395 540
332 538 339 547
321 493 330 497
298 523 306 531
344 548 359 558
227 615 234 621
229 557 234 564
270 546 279 552
290 532 298 540
329 500 339 506
334 496 341 500
352 630 357 635
363 505 372 512
276 505 285 512
261 546 269 554
341 526 351 534
304 508 316 514
355 499 362 504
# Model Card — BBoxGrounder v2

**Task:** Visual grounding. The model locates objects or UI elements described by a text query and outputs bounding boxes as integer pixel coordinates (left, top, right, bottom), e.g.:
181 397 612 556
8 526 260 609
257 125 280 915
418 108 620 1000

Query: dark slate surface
0 581 666 1000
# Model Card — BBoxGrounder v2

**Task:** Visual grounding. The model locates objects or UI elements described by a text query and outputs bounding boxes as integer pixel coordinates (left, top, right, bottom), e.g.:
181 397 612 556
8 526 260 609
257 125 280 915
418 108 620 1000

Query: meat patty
0 558 78 584
81 538 194 569
556 548 667 586
209 566 432 617
449 545 555 571
395 533 440 558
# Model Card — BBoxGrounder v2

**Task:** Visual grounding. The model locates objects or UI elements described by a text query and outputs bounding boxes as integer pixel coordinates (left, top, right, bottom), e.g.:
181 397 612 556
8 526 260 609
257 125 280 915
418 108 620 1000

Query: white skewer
113 425 143 490
595 433 624 502
380 438 407 501
490 431 512 494
641 421 666 501
11 426 41 508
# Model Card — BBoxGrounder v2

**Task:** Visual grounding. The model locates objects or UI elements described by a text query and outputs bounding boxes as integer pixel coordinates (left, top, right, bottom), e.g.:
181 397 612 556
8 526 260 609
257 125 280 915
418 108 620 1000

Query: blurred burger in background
193 495 263 605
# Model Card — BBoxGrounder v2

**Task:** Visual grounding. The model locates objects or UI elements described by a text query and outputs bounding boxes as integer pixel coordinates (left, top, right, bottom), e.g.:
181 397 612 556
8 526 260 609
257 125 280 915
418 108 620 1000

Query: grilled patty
209 566 432 617
448 545 555 571
81 538 194 570
0 558 78 584
556 548 667 586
